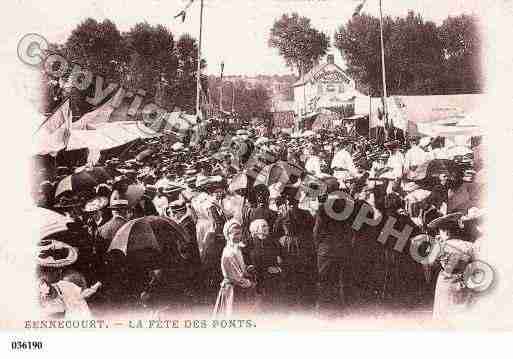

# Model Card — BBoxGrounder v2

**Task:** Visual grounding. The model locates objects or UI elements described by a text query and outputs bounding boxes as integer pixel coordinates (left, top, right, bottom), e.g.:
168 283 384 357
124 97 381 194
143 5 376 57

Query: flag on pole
72 87 125 130
174 0 194 23
352 0 367 17
34 99 73 156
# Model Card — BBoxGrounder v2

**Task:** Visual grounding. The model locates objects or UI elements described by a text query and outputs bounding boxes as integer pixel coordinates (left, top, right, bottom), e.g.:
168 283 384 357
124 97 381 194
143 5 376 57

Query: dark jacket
313 194 354 257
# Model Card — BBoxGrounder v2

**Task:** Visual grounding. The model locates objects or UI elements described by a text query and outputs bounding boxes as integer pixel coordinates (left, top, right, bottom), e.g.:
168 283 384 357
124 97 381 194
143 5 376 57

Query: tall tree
62 18 129 117
169 33 207 113
335 11 445 96
334 11 481 96
124 22 178 109
208 78 271 122
268 13 330 76
334 14 385 96
438 14 482 93
64 18 128 83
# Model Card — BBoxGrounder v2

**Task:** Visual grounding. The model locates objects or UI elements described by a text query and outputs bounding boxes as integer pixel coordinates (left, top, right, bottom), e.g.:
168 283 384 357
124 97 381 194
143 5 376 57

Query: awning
67 122 160 151
343 114 367 121
416 123 482 137
300 112 320 121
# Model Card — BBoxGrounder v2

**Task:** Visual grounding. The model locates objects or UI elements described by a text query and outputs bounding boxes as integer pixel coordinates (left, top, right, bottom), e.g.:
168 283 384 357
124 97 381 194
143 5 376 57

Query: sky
2 0 491 77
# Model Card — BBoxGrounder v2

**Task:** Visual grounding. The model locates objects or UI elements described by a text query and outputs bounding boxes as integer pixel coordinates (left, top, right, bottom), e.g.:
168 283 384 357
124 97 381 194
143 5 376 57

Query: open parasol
253 161 304 187
107 216 192 270
135 148 155 162
425 159 459 178
31 207 74 240
55 167 113 197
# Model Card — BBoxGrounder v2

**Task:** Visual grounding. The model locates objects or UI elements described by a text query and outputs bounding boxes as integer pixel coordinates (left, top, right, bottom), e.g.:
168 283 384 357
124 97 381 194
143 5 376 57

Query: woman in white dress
428 213 477 319
213 219 256 317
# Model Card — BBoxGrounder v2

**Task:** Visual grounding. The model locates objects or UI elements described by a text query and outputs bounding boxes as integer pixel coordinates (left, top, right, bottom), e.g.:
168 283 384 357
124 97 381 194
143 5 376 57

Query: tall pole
369 91 372 139
231 83 235 114
219 62 224 115
195 0 204 118
219 84 223 113
379 0 389 140
301 62 307 131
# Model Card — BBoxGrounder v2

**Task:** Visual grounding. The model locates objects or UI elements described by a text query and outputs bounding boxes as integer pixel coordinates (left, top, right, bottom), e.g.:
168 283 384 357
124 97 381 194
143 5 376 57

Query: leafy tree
334 11 481 96
268 13 330 76
167 33 207 113
438 14 482 93
41 19 206 117
64 18 128 84
208 79 271 122
334 14 386 96
60 19 129 117
124 22 178 109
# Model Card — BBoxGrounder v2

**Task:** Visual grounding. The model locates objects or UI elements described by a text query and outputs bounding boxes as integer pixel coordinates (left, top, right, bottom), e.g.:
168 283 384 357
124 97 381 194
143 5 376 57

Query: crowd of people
33 119 487 320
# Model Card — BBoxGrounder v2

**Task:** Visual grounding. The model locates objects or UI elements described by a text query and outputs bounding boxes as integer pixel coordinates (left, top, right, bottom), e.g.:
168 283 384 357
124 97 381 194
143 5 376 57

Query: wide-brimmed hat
117 168 137 176
38 180 53 193
163 185 184 195
168 200 187 212
53 195 81 209
185 168 198 176
427 212 463 230
201 176 227 192
37 239 78 268
236 129 249 136
109 198 129 210
384 140 400 149
83 196 109 213
56 166 70 177
113 175 129 184
105 157 121 166
318 176 339 194
462 207 484 223
171 142 184 151
419 137 432 148
281 185 300 200
462 169 476 182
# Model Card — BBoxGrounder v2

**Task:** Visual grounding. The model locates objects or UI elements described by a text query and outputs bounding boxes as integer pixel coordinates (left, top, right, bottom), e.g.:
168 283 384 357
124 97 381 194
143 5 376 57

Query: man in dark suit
313 181 354 317
97 199 129 256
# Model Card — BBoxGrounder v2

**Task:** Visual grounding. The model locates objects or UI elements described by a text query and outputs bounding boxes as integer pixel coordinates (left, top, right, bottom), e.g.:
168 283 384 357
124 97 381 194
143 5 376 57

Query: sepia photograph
1 0 513 355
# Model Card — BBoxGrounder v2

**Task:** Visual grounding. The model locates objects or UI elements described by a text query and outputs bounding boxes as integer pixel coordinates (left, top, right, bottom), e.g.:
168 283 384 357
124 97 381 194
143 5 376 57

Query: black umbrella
136 148 155 162
426 159 459 178
254 161 304 187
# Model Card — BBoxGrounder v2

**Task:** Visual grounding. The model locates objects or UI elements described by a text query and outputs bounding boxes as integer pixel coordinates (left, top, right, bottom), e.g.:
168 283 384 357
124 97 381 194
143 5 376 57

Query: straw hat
427 212 463 230
37 239 78 268
83 196 109 213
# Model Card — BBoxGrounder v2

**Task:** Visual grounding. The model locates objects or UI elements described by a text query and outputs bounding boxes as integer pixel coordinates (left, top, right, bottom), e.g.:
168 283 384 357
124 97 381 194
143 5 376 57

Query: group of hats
197 175 227 192
53 194 82 209
162 184 184 196
427 207 484 230
83 196 128 211
164 200 187 217
384 140 400 150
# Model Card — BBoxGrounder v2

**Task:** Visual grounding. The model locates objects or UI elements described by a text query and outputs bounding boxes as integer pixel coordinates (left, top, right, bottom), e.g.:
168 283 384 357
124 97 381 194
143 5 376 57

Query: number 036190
11 341 43 350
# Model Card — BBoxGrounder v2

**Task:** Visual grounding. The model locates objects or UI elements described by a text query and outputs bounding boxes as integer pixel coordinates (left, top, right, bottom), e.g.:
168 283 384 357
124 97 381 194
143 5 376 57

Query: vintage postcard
1 0 513 349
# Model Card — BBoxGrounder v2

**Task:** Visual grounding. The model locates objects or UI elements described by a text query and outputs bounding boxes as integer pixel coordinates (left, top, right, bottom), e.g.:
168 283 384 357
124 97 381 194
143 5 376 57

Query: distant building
291 54 367 129
270 99 295 132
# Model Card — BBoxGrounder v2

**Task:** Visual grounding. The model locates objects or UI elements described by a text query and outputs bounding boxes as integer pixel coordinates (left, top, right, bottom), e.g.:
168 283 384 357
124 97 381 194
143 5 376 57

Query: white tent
416 122 481 138
66 122 159 151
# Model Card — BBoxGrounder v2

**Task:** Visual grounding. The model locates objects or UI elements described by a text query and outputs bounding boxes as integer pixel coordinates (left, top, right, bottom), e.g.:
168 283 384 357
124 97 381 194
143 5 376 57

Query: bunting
352 0 367 17
72 87 125 130
174 0 195 23
33 99 73 156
